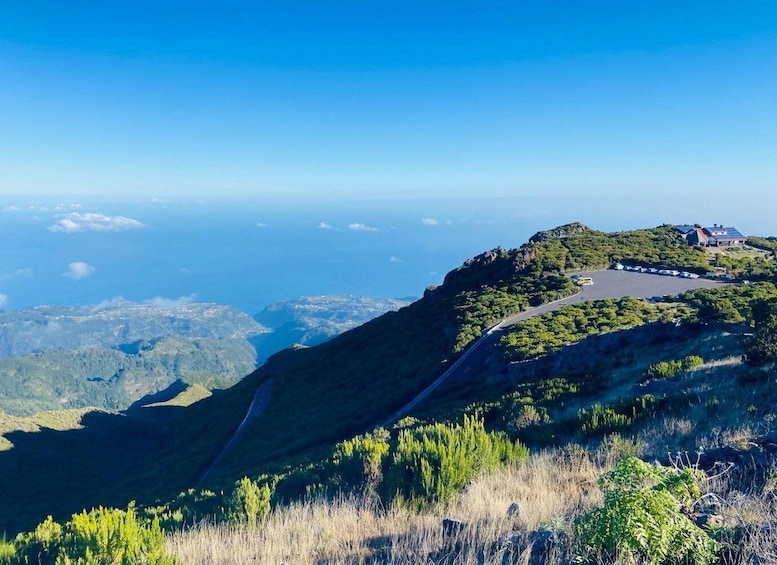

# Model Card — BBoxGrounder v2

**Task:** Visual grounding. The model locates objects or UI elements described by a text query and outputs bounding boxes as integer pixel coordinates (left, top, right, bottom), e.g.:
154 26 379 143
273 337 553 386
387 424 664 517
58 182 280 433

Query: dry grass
167 451 607 564
167 443 777 564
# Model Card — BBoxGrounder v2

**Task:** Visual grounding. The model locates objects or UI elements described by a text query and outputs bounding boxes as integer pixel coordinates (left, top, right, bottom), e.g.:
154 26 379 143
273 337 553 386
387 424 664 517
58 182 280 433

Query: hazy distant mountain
0 335 257 416
0 301 267 359
252 295 414 363
0 297 417 415
0 302 267 415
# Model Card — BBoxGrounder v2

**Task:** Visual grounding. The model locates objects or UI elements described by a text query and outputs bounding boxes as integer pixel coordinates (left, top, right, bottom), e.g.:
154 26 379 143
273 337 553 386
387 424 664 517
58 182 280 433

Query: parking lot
574 268 722 301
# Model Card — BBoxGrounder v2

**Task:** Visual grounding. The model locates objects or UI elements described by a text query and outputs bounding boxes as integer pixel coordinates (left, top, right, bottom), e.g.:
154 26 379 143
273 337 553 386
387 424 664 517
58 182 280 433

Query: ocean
0 194 768 315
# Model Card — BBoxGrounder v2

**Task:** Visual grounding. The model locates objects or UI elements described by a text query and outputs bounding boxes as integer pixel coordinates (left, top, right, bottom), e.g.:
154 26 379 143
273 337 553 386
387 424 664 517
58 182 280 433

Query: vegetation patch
642 355 704 382
500 297 678 361
576 457 719 564
7 505 177 565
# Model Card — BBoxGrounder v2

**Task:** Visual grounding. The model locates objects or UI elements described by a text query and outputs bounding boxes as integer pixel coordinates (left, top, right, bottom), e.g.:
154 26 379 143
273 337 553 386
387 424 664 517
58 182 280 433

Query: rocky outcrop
441 247 538 292
528 222 590 244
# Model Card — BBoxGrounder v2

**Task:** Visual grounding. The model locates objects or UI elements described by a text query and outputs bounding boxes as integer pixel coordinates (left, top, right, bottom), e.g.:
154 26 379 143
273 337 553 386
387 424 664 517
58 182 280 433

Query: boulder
441 518 465 538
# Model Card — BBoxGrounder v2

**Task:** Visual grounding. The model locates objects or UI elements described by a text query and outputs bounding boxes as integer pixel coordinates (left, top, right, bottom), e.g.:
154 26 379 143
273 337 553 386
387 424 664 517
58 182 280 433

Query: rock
528 529 566 561
506 502 526 521
529 222 590 244
500 533 525 565
695 514 725 529
441 518 465 538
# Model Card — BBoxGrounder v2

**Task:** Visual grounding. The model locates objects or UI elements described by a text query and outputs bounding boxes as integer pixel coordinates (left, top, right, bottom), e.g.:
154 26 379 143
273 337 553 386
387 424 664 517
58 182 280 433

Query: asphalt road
386 269 724 423
196 378 273 487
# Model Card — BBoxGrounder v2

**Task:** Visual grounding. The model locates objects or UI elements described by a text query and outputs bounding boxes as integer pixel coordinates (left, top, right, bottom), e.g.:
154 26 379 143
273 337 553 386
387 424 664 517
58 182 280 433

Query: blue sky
1 1 776 202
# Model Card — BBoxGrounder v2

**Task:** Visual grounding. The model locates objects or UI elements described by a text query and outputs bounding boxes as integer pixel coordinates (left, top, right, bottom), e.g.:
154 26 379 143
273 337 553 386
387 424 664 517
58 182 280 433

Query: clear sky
1 1 776 202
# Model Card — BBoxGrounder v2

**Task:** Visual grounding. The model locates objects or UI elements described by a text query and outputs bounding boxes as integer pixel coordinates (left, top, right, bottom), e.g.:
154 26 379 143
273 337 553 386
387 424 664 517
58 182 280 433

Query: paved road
196 378 273 487
385 269 723 424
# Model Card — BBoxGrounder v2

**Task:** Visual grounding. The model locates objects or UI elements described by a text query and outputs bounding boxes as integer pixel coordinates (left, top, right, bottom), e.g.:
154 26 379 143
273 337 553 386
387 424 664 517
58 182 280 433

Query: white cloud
256 222 268 228
318 222 333 230
421 217 440 226
49 212 146 233
0 294 7 308
1 205 20 212
54 203 83 211
89 296 127 312
348 223 379 232
389 256 403 263
63 262 96 280
0 268 32 283
143 294 198 308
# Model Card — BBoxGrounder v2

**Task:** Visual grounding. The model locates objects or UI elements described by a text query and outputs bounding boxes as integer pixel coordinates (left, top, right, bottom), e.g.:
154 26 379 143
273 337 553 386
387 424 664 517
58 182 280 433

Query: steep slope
251 295 413 364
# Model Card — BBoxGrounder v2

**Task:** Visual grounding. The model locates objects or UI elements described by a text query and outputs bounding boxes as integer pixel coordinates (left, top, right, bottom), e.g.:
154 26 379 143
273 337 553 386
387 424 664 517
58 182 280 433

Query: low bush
329 428 390 494
381 415 528 507
644 355 704 381
576 457 719 564
224 477 272 526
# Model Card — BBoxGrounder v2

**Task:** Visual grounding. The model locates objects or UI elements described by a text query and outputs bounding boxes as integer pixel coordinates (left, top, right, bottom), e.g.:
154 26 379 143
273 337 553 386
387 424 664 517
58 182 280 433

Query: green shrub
11 516 63 565
12 506 176 565
143 488 222 531
381 416 527 508
500 297 664 362
745 298 777 365
330 428 390 494
0 537 13 565
577 396 657 436
576 457 719 564
644 355 704 381
224 477 272 526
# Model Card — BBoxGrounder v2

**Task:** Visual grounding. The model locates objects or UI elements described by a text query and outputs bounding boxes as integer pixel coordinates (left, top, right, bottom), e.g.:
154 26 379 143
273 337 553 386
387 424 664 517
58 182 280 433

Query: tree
745 298 777 365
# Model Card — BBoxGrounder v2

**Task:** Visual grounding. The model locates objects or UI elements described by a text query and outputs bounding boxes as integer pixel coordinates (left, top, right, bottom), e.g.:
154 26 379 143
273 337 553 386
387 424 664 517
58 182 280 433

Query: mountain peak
528 222 591 243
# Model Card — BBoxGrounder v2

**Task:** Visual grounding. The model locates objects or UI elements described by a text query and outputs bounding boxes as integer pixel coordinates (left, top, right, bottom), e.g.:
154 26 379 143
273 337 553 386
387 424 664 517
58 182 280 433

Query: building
687 227 709 246
703 225 747 247
674 225 697 238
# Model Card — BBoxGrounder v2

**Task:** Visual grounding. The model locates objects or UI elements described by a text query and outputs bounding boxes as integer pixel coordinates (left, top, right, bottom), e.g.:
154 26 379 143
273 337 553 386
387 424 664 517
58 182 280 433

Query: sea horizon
1 193 770 315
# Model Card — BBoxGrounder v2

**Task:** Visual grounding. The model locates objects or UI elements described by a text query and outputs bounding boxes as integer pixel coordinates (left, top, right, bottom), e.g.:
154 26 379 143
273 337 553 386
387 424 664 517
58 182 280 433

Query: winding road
196 269 723 484
381 268 722 425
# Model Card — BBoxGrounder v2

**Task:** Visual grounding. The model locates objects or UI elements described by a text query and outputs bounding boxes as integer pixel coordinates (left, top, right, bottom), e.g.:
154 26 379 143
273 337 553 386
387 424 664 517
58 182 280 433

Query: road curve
382 269 722 425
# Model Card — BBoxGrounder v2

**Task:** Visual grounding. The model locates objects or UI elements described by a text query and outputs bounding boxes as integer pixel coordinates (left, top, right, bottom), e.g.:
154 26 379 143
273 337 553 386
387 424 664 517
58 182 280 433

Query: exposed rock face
528 222 590 244
441 247 538 292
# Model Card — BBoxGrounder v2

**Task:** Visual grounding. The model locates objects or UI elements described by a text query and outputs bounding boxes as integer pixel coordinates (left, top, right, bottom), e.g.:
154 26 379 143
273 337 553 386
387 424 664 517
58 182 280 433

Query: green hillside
2 223 777 564
0 336 256 416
